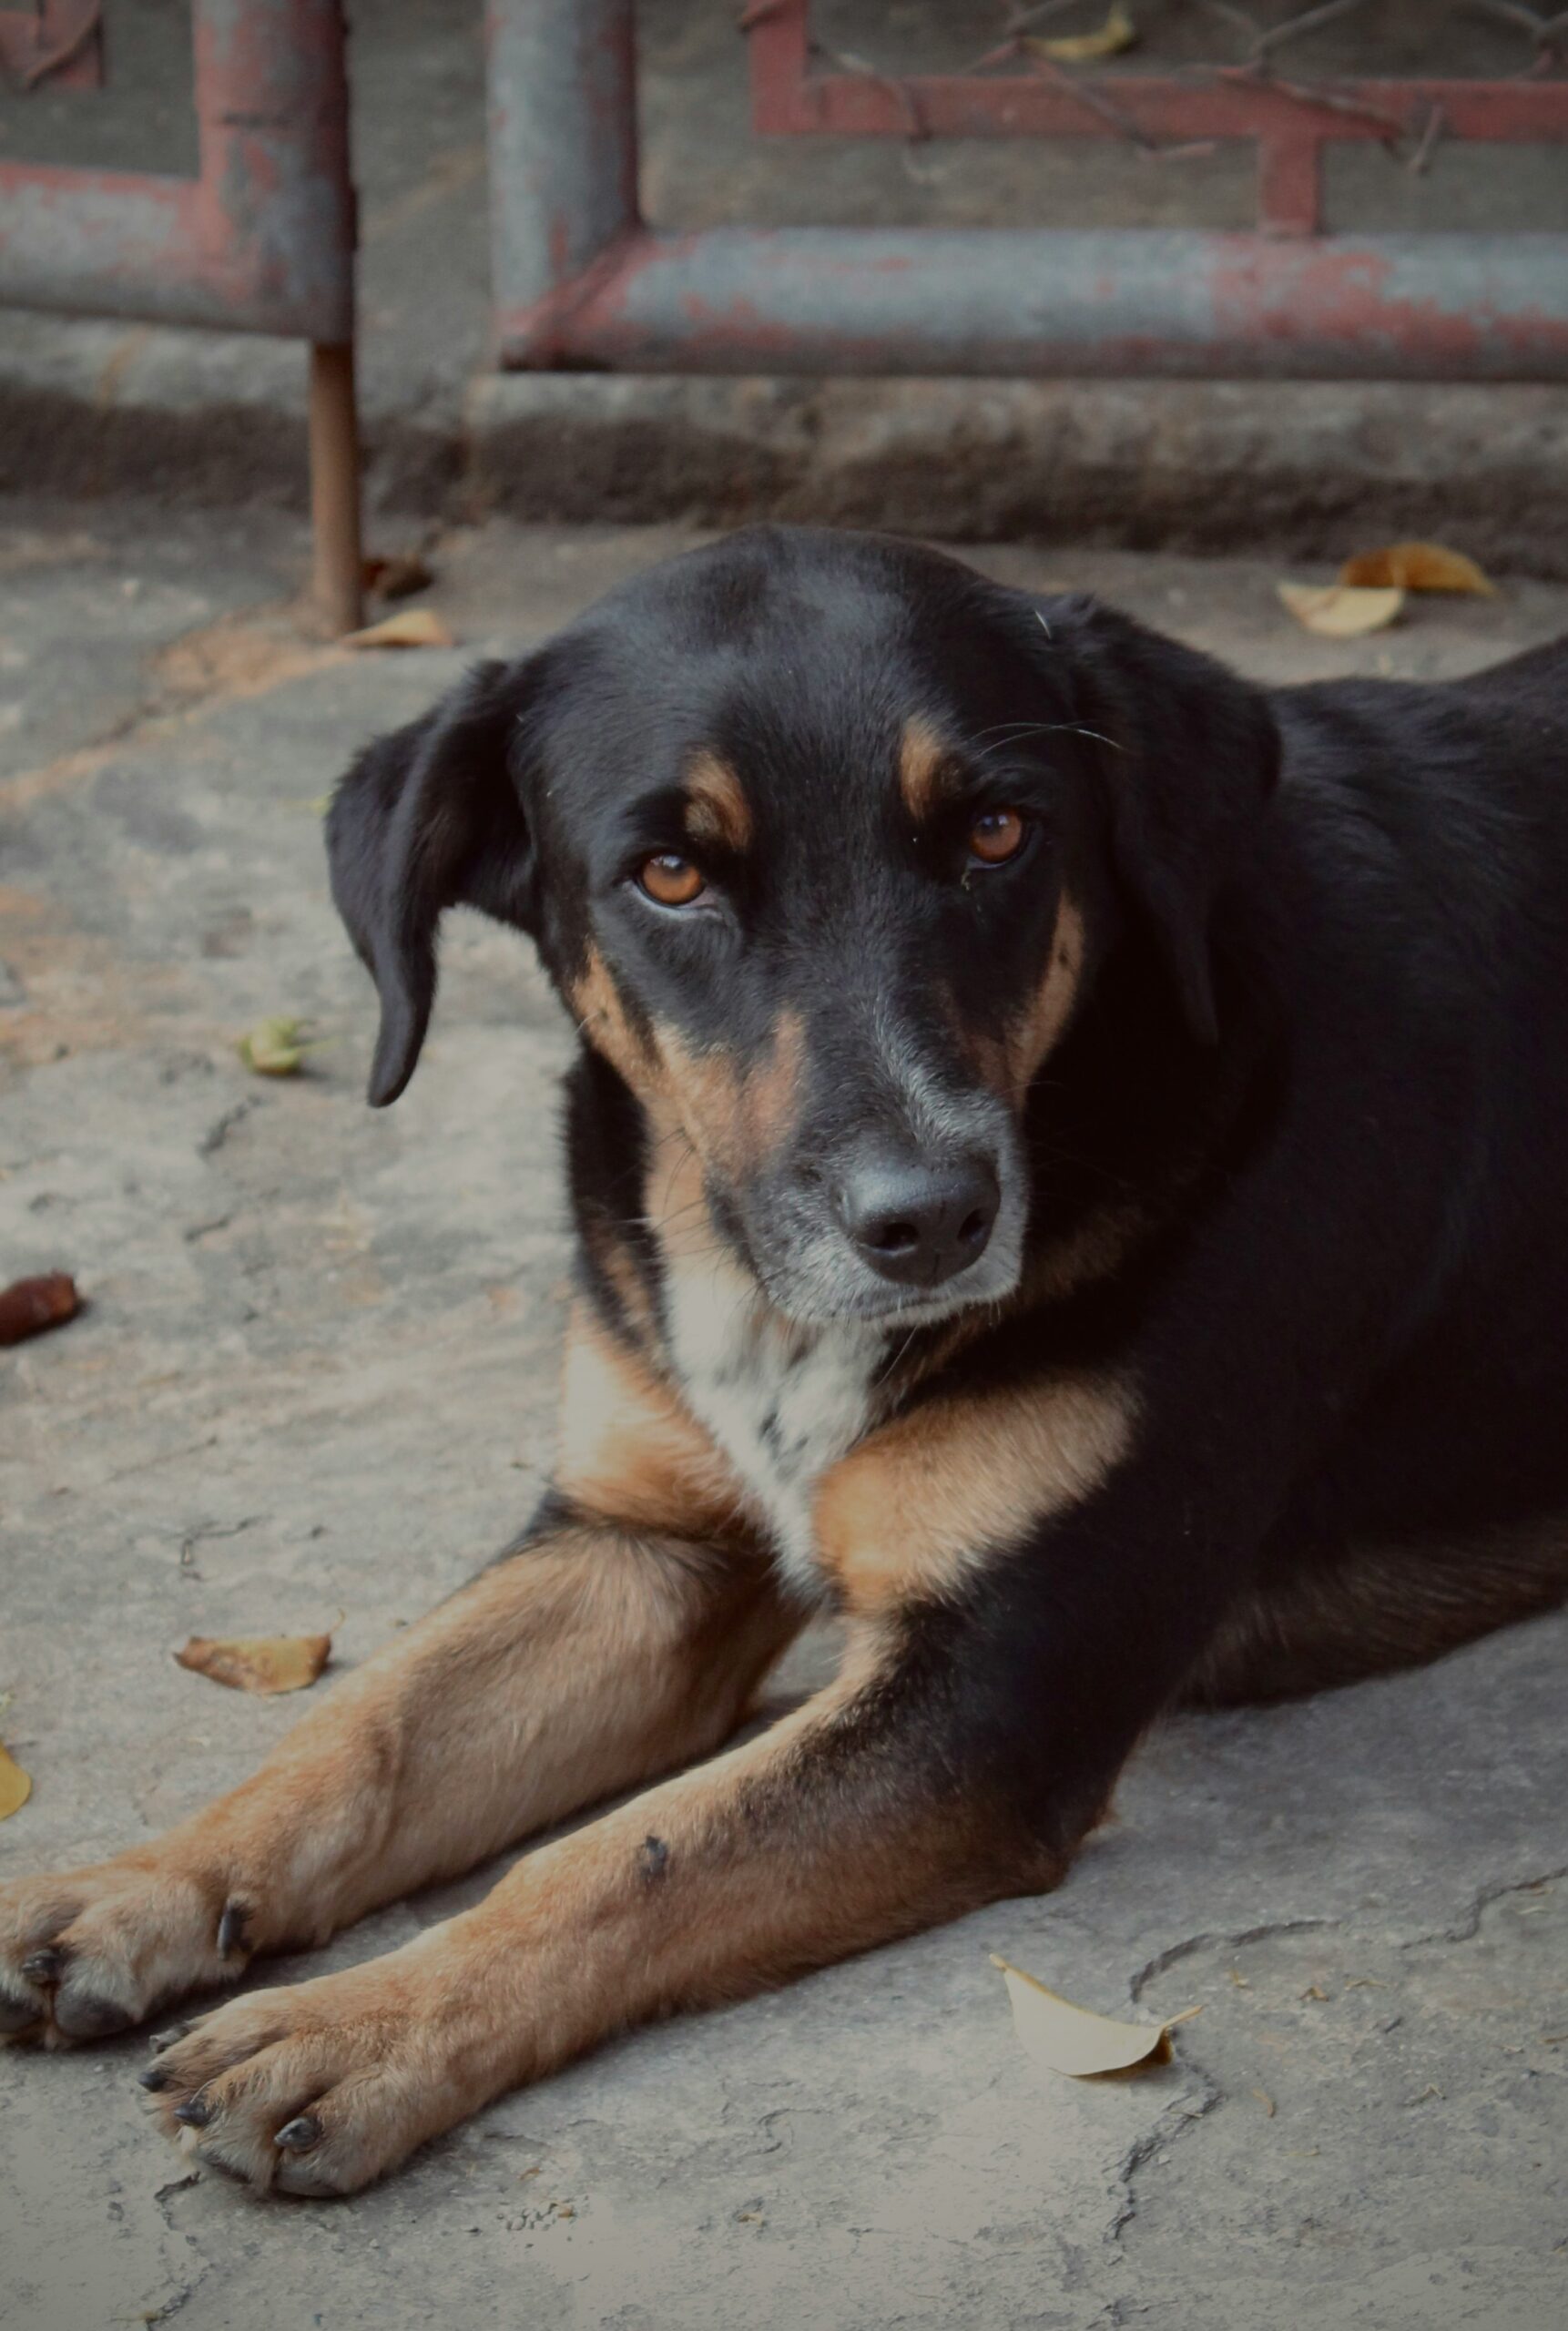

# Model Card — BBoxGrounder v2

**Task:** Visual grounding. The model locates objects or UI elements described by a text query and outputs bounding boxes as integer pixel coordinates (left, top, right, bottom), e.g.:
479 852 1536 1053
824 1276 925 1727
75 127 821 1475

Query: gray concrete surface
1 507 1566 2331
5 1 1568 565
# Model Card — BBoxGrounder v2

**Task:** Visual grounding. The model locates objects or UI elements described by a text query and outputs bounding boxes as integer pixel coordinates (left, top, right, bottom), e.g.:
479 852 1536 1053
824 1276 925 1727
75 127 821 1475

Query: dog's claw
275 2115 321 2152
20 1947 65 1986
216 1902 249 1959
173 2096 211 2128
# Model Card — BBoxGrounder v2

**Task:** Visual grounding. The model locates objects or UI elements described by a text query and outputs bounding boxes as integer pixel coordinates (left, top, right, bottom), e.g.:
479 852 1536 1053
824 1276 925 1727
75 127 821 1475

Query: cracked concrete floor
1 504 1566 2331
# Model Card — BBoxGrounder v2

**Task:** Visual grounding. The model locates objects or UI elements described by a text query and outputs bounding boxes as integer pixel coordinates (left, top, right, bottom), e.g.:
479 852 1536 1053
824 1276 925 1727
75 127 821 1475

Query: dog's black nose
836 1146 1000 1288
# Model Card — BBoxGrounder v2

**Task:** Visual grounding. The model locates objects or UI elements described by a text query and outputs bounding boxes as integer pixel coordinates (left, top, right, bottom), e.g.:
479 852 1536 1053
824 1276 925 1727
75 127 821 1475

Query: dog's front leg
142 1611 1056 2194
0 1515 795 2048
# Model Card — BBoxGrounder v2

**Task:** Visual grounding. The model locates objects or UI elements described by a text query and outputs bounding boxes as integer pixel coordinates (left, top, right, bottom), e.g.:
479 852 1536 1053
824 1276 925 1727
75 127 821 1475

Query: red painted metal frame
0 0 353 341
0 0 103 93
749 0 1568 240
490 0 1568 382
0 0 361 626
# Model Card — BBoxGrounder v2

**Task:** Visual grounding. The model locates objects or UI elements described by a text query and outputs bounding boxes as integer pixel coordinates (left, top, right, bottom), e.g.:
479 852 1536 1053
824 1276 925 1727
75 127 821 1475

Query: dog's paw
143 1945 497 2197
0 1856 251 2044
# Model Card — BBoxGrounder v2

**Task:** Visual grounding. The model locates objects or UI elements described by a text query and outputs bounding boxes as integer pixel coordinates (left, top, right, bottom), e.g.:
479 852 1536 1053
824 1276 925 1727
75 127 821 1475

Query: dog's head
327 528 1278 1326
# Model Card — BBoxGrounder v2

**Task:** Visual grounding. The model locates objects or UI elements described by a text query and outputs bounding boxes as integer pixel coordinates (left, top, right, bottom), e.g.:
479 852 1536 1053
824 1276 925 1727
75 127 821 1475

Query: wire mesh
777 0 1568 173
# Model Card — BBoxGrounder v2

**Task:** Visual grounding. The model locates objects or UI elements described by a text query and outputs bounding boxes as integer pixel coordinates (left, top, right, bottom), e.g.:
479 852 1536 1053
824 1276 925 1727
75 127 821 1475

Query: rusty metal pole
486 0 638 361
309 340 362 635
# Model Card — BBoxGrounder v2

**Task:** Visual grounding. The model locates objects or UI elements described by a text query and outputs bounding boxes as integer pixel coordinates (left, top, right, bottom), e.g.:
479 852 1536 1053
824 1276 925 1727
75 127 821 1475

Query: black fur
327 524 1568 1872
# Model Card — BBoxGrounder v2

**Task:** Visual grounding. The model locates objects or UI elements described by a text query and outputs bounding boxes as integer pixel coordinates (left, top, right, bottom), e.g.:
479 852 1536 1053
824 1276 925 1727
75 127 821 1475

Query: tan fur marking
898 717 954 824
651 1008 806 1186
556 1304 754 1540
655 1029 748 1171
567 945 650 1087
579 1210 662 1347
815 1373 1136 1612
1005 894 1086 1104
0 1512 799 2052
684 750 753 854
740 1005 806 1163
642 1113 721 1264
1026 1202 1148 1307
962 896 1087 1114
1186 1512 1568 1707
140 1619 1048 2189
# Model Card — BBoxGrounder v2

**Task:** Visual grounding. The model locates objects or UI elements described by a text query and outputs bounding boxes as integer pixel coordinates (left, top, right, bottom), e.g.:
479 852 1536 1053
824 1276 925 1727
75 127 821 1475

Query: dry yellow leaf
1278 581 1404 639
344 607 455 650
1027 4 1137 62
0 1741 31 1821
175 1632 332 1695
992 1954 1173 2078
1339 542 1494 596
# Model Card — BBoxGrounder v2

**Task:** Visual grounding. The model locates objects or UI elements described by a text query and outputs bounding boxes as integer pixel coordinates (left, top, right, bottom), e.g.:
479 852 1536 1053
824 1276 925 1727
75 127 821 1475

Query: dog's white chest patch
662 1265 882 1597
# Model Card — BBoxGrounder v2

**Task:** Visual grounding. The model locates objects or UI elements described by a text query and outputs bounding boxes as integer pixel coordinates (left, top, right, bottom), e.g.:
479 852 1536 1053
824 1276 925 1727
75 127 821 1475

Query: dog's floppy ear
1046 596 1281 1044
326 658 538 1106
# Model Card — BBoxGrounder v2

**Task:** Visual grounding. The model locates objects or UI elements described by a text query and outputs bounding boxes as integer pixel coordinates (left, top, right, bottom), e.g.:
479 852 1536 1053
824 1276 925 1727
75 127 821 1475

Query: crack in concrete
181 1211 236 1243
1128 1916 1337 2003
198 1097 260 1159
145 2166 217 2328
1401 1861 1567 1952
1105 1862 1568 2312
1107 2067 1223 2254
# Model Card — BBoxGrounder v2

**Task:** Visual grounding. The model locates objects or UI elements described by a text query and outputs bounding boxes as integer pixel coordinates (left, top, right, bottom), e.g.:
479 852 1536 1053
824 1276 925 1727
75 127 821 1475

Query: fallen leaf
0 1740 32 1821
175 1633 332 1695
361 553 434 601
1339 542 1494 595
1027 3 1137 62
0 1270 79 1348
237 1016 306 1076
344 607 455 650
1278 581 1404 638
992 1954 1173 2078
1299 1983 1329 2001
1252 2085 1277 2117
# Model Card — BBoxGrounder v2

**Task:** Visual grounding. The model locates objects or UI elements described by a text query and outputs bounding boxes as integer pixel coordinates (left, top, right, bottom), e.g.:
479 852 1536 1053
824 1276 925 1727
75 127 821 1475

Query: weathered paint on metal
485 0 637 363
748 2 1568 151
486 0 1568 386
495 226 1568 381
0 0 103 91
748 0 1568 251
0 0 354 341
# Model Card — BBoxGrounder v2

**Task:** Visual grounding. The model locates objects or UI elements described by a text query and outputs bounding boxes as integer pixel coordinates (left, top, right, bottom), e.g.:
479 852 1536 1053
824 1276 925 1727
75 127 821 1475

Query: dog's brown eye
637 853 707 907
968 809 1026 866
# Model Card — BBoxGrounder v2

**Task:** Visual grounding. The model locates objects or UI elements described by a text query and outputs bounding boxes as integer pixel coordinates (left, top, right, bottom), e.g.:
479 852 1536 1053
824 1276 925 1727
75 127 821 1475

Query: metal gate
489 0 1568 380
0 0 361 628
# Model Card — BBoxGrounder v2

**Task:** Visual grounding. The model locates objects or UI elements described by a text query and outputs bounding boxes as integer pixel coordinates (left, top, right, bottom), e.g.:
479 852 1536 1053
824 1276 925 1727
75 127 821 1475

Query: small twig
1023 47 1162 152
1469 1 1568 52
1201 0 1370 67
1216 63 1409 139
819 46 929 139
1406 99 1446 175
1003 0 1095 33
1250 0 1370 64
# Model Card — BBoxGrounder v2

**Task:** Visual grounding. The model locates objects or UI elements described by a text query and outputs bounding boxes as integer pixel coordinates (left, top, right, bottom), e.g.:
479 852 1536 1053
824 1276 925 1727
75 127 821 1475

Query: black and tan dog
5 526 1568 2193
